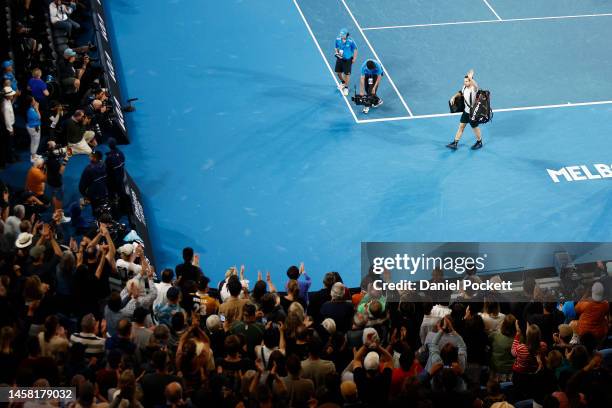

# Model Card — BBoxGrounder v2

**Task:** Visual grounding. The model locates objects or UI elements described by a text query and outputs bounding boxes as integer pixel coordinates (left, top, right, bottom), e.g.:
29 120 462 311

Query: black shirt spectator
175 247 203 288
141 351 183 408
79 151 108 205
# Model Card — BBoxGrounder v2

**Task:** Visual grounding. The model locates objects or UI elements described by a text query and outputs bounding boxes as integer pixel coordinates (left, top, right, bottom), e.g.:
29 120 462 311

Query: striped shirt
70 332 105 357
511 333 546 373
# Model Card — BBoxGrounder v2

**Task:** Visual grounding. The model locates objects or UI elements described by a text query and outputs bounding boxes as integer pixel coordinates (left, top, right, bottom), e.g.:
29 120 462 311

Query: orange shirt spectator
25 159 47 196
575 282 609 341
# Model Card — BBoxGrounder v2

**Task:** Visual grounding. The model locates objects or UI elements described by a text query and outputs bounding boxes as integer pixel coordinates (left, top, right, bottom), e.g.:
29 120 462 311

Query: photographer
66 110 97 155
45 140 69 216
49 0 80 38
359 59 384 114
446 70 483 150
334 28 357 96
58 48 89 94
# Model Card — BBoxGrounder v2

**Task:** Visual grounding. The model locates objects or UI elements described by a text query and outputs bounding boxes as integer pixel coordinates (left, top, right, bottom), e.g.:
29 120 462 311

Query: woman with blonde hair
447 69 484 150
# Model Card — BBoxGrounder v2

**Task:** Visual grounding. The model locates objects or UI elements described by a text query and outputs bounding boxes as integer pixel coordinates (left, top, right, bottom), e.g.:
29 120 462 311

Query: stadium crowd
0 2 611 408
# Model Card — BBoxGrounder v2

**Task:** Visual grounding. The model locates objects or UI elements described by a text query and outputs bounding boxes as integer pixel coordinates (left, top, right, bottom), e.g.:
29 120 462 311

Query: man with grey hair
320 282 354 333
70 313 105 359
4 204 25 239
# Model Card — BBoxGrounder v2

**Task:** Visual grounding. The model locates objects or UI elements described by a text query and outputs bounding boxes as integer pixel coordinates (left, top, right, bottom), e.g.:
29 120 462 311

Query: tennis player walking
447 70 483 150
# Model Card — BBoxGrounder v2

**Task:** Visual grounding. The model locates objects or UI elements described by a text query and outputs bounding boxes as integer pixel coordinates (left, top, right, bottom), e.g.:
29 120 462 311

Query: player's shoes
337 83 345 91
446 141 458 150
342 87 349 96
363 106 370 114
375 99 384 107
471 140 483 150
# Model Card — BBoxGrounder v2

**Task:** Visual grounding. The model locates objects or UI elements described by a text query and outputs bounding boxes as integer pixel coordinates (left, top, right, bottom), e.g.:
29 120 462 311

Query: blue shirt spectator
3 60 17 91
28 75 49 101
285 264 312 304
361 59 383 76
27 106 41 128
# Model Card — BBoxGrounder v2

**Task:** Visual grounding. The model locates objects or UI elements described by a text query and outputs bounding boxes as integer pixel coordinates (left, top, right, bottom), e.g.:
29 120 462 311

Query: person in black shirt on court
175 247 203 290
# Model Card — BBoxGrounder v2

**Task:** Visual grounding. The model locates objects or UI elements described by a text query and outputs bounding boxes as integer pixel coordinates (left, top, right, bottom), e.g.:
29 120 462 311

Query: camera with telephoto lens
352 93 378 107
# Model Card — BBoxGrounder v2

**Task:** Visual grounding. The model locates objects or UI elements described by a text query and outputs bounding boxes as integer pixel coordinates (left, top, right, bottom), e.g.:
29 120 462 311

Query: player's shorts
334 58 353 75
460 112 479 128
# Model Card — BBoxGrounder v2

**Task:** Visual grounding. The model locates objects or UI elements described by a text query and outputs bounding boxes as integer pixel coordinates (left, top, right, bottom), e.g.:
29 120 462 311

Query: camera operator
58 48 89 94
49 0 80 38
45 140 70 217
66 110 97 155
81 85 109 108
79 151 109 216
359 59 384 114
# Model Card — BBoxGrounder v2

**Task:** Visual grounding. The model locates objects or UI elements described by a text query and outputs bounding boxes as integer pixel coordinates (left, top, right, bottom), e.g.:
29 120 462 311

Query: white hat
15 232 33 248
2 86 15 97
363 351 380 370
321 318 336 334
118 243 134 256
592 282 604 302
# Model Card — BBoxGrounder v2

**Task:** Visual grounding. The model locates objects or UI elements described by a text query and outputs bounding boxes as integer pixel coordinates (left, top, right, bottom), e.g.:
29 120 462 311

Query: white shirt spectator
153 281 172 309
69 332 105 357
116 258 142 278
479 311 505 334
2 98 15 133
49 2 74 24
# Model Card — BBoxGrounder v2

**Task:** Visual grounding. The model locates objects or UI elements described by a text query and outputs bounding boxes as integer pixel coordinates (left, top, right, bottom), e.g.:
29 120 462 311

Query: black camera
352 93 378 107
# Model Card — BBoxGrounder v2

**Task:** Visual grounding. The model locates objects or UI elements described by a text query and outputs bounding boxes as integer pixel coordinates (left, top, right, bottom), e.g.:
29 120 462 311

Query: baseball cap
363 351 380 370
339 28 348 37
2 60 13 69
3 86 16 97
15 232 33 248
64 48 77 58
592 282 604 302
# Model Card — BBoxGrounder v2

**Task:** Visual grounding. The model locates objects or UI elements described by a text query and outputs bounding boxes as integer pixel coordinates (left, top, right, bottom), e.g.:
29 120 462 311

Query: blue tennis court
106 0 612 288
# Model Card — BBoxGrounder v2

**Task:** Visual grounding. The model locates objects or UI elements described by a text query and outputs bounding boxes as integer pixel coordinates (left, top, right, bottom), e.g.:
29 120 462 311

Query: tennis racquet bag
469 90 493 124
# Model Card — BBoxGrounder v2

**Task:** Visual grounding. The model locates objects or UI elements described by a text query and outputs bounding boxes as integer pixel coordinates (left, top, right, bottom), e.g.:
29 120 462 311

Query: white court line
482 0 502 21
339 0 414 117
356 100 612 123
363 12 612 31
292 0 359 123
